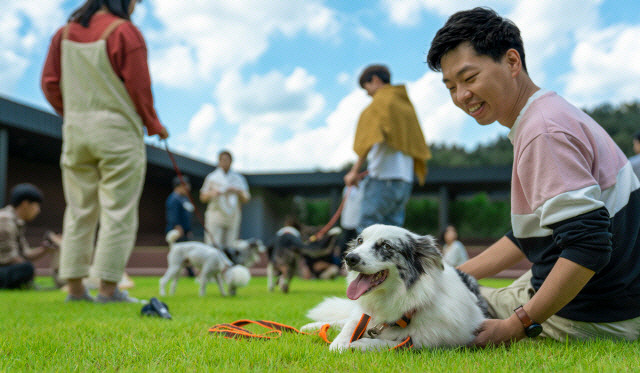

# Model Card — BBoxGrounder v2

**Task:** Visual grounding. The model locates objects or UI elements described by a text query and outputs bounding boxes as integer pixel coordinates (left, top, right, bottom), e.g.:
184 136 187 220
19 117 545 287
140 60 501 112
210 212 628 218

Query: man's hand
343 170 360 187
470 316 526 348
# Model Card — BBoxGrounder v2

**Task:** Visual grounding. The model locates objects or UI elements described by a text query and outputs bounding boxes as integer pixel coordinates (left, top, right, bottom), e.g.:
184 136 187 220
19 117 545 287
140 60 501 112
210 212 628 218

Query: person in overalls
41 0 168 302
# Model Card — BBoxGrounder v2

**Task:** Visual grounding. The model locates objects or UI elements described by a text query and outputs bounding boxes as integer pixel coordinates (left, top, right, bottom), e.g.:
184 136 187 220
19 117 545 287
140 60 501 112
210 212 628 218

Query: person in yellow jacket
344 65 431 232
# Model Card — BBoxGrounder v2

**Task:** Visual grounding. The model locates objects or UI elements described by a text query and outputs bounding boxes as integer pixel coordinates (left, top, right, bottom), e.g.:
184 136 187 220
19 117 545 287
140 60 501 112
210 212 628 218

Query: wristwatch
513 305 543 338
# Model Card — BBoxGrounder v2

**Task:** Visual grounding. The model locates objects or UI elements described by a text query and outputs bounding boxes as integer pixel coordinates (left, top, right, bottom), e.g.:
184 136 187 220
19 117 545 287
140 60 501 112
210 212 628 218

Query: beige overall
58 20 146 283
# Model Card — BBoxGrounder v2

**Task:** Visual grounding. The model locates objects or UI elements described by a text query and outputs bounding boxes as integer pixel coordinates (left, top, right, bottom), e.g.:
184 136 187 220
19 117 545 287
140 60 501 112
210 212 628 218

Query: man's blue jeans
358 177 412 232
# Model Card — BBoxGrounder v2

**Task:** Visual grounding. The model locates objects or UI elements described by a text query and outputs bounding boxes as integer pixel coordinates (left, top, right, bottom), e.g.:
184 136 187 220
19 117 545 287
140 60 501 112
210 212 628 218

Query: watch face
526 323 543 338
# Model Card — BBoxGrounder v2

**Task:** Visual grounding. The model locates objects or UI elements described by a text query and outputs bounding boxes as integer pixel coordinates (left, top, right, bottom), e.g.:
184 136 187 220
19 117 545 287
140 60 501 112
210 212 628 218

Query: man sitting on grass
0 183 60 289
427 7 640 346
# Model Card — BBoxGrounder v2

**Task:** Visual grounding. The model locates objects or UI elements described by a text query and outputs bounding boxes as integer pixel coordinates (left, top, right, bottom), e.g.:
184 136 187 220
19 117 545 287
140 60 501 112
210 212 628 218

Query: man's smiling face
441 42 519 127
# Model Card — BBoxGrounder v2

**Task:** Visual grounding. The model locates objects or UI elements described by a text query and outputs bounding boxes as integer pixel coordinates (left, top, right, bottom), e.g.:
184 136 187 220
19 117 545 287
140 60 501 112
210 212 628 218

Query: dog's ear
414 234 444 271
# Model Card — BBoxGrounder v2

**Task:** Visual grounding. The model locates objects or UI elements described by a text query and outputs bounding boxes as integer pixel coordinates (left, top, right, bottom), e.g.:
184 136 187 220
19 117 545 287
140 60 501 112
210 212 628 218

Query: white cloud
355 26 376 41
337 72 351 85
148 45 199 88
381 0 510 26
0 1 66 96
508 0 601 84
0 51 29 92
564 25 640 107
146 0 342 88
187 104 217 140
215 68 325 130
406 72 468 145
227 89 369 172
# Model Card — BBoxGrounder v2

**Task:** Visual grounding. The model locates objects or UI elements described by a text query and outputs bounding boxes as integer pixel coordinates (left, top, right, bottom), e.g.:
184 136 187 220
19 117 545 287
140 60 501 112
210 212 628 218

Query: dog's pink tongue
347 273 375 300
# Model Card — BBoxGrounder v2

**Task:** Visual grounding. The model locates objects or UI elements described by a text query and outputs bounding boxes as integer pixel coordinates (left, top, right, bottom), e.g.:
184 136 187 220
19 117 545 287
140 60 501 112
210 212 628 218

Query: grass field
1 276 638 372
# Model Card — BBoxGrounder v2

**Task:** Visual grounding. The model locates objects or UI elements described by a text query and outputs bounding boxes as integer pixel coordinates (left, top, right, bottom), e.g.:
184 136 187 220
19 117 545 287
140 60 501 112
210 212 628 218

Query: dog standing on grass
301 224 489 351
160 229 249 297
267 225 342 293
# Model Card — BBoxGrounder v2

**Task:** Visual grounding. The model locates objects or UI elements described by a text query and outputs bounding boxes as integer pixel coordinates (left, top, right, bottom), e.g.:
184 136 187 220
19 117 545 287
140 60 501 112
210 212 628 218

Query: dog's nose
344 253 360 268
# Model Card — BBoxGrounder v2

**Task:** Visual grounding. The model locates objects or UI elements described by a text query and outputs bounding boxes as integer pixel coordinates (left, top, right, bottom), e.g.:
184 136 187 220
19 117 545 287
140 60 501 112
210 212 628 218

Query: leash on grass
208 319 332 343
208 316 412 350
309 171 368 242
163 140 218 247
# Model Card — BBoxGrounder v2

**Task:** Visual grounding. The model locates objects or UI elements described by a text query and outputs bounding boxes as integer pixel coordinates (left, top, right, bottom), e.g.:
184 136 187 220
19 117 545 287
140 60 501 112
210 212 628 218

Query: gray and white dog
160 230 249 297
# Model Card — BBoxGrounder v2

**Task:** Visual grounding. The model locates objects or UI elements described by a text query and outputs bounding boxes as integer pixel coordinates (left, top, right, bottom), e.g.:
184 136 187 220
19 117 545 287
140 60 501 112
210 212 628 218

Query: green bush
302 192 511 240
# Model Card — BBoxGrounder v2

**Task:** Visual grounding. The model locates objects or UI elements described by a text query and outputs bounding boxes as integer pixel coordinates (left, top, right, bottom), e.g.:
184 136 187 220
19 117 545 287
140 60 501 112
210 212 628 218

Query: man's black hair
634 131 640 142
218 150 233 161
359 65 391 88
9 183 44 207
172 175 190 189
427 7 527 73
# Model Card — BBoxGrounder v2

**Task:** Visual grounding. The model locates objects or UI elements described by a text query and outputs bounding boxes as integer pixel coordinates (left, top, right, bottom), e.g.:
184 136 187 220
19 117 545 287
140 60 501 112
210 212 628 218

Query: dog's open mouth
346 270 389 300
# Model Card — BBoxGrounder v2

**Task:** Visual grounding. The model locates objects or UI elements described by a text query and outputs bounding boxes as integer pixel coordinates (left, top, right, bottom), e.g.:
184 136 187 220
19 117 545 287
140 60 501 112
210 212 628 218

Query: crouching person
0 183 59 289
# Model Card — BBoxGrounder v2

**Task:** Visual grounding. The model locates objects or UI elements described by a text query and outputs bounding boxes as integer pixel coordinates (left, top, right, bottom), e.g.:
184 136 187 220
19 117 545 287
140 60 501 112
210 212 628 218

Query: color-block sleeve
548 207 612 272
516 132 603 227
41 28 64 116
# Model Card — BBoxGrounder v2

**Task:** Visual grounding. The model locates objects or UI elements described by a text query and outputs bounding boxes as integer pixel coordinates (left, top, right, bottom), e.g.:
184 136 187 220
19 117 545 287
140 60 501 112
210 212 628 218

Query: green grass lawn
1 276 638 372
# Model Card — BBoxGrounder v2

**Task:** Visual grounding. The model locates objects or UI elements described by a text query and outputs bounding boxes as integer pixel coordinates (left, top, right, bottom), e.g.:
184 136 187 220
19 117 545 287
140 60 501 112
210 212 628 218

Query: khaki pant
58 115 145 283
480 270 640 341
204 210 241 248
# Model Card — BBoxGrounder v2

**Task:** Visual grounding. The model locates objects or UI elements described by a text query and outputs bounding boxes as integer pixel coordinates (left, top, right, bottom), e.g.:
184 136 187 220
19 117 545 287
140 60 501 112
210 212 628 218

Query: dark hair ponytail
69 0 133 27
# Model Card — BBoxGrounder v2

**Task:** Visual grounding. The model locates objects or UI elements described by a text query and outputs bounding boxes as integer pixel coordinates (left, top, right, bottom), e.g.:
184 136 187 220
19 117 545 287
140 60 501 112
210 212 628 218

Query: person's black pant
0 262 35 289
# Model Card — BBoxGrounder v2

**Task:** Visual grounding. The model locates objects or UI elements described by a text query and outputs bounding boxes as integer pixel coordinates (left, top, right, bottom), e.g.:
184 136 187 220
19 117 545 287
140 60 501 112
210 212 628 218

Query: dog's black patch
455 268 491 318
370 234 443 290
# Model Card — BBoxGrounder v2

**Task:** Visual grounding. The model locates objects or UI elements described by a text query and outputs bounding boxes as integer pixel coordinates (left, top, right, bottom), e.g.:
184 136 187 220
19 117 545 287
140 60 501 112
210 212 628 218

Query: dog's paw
349 338 396 351
329 340 351 352
300 322 324 332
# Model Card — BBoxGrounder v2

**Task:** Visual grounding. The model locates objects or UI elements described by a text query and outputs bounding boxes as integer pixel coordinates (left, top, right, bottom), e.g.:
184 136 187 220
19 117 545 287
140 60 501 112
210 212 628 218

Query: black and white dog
223 238 266 268
267 226 342 293
301 224 488 351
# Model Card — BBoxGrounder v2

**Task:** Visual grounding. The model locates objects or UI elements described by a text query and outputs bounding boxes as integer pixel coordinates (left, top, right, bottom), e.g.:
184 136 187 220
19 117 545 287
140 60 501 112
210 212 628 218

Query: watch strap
514 305 534 328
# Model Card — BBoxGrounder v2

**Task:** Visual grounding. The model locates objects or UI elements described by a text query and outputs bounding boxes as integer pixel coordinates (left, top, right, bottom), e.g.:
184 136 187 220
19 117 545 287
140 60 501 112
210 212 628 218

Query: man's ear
505 48 523 77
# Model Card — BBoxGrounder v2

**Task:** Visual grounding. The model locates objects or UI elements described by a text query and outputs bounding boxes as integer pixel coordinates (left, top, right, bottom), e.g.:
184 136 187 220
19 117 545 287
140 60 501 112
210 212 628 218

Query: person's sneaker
95 288 140 303
65 290 95 302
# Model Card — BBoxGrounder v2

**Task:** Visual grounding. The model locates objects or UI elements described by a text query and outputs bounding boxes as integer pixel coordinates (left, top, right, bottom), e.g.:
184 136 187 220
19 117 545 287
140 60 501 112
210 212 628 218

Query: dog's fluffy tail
224 265 251 288
306 296 355 322
165 229 182 246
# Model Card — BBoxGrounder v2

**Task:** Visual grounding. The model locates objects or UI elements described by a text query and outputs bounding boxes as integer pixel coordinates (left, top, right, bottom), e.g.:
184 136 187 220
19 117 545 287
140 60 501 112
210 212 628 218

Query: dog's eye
356 237 363 245
382 242 392 250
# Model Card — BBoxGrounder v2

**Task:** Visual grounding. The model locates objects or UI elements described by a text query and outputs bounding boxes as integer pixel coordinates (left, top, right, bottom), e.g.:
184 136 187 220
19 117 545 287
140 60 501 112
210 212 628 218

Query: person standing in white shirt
200 151 250 247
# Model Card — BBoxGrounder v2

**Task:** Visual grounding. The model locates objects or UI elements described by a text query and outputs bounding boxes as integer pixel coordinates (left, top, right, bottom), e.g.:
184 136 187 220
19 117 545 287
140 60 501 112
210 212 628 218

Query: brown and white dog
301 224 488 351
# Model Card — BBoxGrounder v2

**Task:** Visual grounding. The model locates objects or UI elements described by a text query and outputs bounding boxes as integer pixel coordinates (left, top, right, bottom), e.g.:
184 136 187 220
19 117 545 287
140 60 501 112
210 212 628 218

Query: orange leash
209 319 333 344
209 316 412 350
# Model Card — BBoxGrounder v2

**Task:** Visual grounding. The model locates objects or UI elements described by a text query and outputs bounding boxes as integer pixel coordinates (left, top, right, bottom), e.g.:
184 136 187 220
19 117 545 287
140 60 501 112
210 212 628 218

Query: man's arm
458 235 525 279
472 257 594 347
199 178 220 203
344 153 368 187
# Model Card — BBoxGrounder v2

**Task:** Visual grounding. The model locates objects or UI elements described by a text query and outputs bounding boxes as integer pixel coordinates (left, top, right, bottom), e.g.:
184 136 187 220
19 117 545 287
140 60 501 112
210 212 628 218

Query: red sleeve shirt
41 12 164 136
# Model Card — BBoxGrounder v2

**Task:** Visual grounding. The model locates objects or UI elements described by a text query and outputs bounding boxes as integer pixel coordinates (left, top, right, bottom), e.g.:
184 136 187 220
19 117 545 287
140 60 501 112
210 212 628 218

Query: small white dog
160 230 247 297
301 224 488 351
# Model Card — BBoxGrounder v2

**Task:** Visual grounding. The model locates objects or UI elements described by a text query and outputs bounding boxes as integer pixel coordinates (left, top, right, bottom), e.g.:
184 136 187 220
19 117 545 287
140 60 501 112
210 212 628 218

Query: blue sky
2 0 640 172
